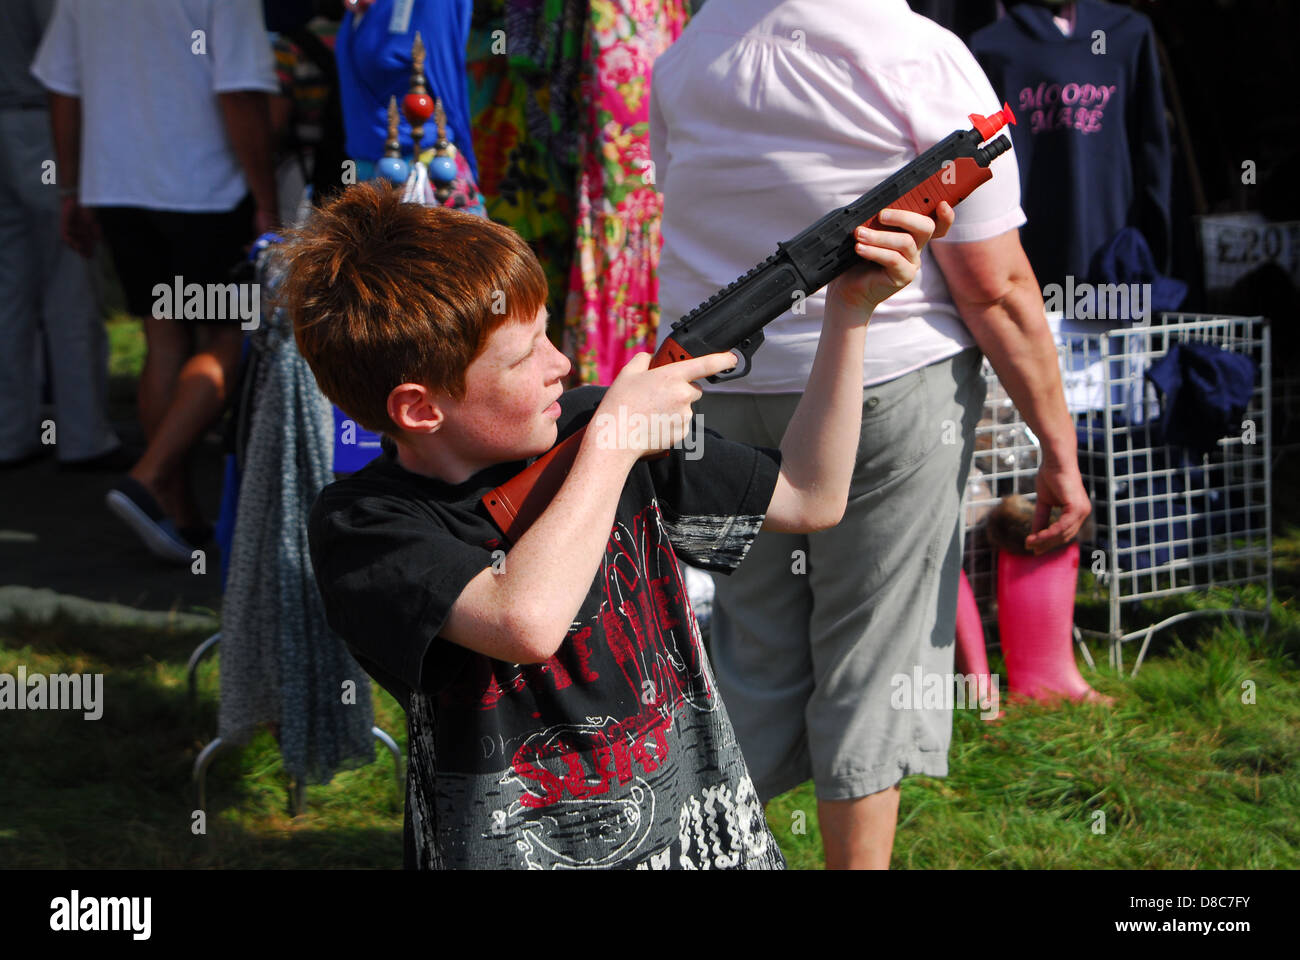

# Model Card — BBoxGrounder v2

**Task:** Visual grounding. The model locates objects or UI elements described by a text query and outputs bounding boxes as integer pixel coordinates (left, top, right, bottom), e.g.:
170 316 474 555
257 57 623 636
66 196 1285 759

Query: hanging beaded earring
377 95 410 184
427 100 458 202
402 32 457 202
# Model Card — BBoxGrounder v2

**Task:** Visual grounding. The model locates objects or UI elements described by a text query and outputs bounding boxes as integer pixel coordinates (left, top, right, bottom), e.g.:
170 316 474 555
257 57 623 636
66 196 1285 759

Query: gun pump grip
860 157 993 233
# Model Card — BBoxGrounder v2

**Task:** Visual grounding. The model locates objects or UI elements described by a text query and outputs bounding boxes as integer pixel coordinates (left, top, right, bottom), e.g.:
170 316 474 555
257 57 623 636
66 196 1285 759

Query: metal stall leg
372 726 404 792
187 632 222 711
193 737 228 813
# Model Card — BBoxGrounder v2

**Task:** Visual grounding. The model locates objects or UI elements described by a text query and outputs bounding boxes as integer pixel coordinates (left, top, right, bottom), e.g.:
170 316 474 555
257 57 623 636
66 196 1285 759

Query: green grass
2 553 1296 868
766 614 1299 869
106 312 146 382
0 617 408 867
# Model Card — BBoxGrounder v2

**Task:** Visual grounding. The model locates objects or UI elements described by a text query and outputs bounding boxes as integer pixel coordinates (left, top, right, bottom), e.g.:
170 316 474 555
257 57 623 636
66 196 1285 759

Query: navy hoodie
970 1 1171 289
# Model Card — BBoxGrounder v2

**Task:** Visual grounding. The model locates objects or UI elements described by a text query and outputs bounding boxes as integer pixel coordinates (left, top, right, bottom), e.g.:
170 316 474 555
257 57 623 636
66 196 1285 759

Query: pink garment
997 545 1107 703
955 568 992 679
1053 3 1078 37
563 0 689 387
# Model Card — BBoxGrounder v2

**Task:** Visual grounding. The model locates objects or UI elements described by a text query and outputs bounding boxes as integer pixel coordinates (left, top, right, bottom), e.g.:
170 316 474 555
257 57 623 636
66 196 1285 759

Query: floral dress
467 0 586 332
563 0 690 387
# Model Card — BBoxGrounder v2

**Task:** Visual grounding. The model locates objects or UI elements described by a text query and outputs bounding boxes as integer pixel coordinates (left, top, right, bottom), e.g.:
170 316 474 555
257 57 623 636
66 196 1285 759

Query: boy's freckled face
440 305 570 464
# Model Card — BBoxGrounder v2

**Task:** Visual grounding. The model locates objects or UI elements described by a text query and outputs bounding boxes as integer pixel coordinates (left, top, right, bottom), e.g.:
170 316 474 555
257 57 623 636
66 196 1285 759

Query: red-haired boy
281 180 950 869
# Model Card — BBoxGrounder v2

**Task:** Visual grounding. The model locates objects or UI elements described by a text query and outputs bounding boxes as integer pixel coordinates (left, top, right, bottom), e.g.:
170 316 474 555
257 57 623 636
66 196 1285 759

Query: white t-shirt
31 0 278 211
651 0 1027 391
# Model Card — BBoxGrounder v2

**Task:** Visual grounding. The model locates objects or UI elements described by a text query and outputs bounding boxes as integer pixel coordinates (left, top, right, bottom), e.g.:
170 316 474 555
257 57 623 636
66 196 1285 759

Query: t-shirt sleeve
30 0 80 96
308 488 494 696
208 0 279 94
644 414 782 574
874 30 1026 244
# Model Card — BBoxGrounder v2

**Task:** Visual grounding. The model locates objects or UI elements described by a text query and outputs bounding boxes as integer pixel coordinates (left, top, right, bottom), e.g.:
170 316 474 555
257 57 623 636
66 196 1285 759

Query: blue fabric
1093 226 1187 316
336 0 479 180
970 1 1172 288
1076 419 1264 571
1145 342 1258 458
332 405 385 473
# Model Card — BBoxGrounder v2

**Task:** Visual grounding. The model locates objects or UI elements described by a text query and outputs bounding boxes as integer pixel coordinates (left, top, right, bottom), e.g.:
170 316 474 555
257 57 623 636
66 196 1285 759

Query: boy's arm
761 317 867 533
443 352 739 665
762 205 954 533
440 433 637 665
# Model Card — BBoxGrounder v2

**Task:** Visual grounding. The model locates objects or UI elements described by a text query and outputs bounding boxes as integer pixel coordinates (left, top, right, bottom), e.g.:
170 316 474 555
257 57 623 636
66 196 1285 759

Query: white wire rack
962 313 1274 676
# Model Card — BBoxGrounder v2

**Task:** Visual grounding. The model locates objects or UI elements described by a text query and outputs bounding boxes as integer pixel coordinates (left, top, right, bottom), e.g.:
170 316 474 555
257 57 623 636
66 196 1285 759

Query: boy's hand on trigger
827 201 956 317
595 350 739 456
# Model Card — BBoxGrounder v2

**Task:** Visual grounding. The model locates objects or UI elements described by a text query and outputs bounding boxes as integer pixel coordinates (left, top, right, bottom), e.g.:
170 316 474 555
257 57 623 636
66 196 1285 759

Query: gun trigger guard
707 330 764 383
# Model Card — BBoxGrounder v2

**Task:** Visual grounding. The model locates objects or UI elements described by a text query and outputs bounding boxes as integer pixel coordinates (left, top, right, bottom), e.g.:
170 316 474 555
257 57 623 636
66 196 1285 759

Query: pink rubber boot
955 569 1002 719
997 546 1109 704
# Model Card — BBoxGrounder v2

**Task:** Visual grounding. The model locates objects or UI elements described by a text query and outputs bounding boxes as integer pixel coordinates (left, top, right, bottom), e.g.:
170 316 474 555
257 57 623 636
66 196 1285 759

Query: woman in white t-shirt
651 0 1089 869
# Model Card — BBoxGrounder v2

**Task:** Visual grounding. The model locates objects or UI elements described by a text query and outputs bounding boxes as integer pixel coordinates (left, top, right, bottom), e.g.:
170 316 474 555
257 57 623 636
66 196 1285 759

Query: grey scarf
218 247 376 785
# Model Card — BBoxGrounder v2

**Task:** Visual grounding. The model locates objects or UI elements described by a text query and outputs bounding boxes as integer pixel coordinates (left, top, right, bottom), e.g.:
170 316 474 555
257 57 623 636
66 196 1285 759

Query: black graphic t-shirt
308 385 787 869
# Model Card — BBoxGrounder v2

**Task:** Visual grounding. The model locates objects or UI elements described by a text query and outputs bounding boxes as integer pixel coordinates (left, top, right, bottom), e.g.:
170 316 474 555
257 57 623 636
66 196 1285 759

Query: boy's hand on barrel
827 201 955 318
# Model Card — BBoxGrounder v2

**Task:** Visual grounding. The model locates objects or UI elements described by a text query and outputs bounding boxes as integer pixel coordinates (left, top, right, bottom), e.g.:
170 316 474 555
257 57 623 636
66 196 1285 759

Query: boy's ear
387 382 446 435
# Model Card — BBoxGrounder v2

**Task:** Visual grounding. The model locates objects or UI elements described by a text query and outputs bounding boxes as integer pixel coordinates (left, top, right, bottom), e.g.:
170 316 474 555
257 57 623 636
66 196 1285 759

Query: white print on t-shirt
598 504 720 712
496 715 664 869
406 498 772 868
632 774 770 869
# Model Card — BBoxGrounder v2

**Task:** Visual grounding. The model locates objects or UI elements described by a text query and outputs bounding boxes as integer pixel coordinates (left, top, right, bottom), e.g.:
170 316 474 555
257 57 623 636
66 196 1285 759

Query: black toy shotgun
482 104 1017 545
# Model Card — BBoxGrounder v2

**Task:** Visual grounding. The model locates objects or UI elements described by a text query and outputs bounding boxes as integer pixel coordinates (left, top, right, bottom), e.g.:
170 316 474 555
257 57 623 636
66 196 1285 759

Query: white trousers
0 108 118 461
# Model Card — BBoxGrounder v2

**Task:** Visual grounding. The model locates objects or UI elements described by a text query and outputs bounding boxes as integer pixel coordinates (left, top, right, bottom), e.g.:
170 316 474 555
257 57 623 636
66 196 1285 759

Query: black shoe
59 445 140 473
105 476 197 564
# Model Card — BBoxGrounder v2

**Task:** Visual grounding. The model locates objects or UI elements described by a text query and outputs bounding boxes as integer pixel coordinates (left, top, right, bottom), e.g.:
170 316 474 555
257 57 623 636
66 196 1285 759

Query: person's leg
137 314 192 442
0 110 44 460
129 324 243 527
96 204 191 448
43 238 119 461
817 785 900 870
804 348 985 869
130 312 192 520
8 108 120 462
122 196 252 525
693 391 816 805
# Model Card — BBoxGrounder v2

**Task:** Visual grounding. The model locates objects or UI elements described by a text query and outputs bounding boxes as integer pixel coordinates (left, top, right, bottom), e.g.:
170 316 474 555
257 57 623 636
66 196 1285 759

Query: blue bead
428 155 457 185
377 157 410 184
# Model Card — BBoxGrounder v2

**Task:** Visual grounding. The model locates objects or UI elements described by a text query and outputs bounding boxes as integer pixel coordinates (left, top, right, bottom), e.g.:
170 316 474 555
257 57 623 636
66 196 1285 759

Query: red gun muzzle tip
969 102 1016 140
